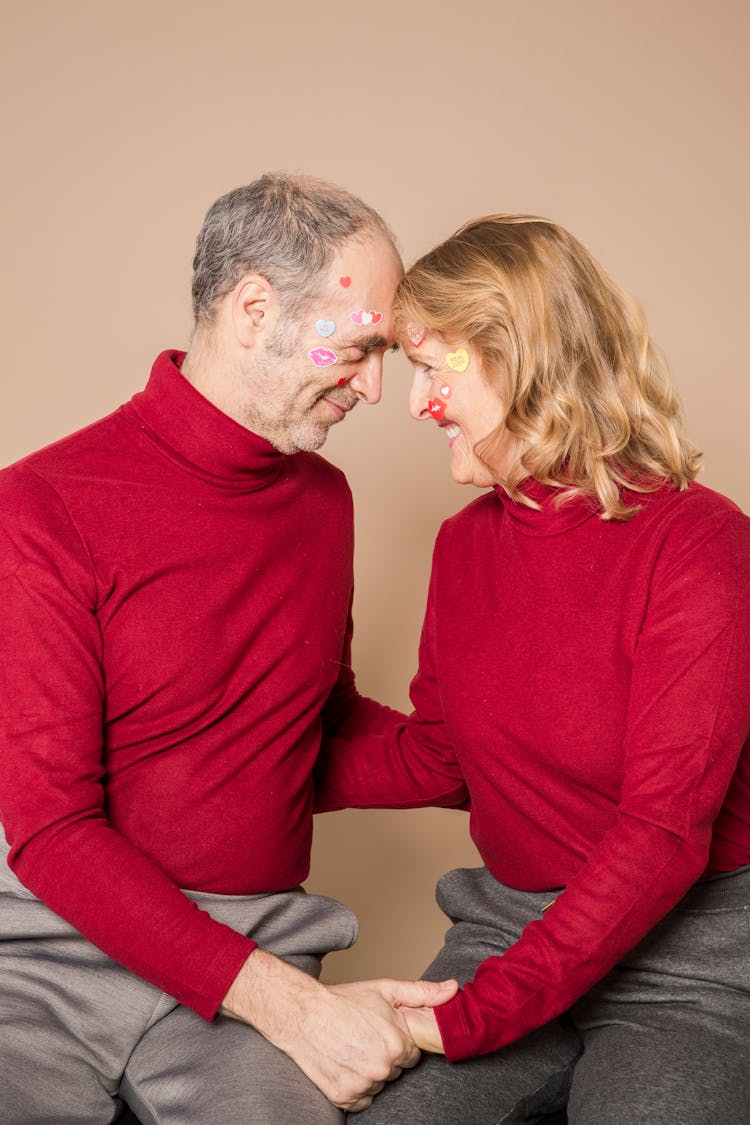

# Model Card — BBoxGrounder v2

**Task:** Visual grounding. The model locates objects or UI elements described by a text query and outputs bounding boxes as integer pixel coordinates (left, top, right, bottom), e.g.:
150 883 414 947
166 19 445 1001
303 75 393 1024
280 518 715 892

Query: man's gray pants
0 842 354 1125
353 864 750 1124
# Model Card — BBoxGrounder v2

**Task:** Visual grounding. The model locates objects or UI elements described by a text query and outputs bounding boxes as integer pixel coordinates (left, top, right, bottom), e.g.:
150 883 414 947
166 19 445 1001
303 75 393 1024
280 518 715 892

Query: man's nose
350 354 384 404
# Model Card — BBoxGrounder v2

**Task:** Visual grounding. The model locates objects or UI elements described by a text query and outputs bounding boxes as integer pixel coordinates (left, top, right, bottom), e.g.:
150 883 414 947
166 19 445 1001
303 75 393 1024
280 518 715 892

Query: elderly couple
1 174 748 1124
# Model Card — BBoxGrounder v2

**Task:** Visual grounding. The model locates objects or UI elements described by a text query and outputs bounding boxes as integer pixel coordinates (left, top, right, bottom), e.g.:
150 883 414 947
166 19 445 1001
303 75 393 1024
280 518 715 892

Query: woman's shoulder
628 479 747 535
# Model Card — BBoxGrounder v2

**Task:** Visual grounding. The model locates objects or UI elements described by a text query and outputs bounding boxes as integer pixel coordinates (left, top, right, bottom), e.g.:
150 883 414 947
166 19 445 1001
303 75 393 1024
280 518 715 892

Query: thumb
382 978 459 1009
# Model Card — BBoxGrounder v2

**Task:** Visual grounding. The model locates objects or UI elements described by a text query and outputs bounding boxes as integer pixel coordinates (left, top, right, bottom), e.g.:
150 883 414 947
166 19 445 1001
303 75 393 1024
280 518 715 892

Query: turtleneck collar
123 350 286 491
493 477 602 536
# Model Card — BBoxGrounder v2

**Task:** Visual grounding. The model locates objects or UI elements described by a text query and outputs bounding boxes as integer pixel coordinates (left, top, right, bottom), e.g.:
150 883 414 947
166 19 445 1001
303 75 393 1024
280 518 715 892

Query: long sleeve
319 594 407 742
0 470 254 1019
315 566 469 812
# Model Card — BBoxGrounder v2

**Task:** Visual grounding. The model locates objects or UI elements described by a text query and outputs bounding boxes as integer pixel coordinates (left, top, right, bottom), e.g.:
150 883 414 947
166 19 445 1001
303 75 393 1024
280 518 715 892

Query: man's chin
281 422 331 455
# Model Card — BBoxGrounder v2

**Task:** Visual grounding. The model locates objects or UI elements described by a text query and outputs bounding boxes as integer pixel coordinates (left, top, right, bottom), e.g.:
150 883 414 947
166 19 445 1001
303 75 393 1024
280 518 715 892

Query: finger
383 978 459 1008
345 1095 374 1113
397 1040 421 1069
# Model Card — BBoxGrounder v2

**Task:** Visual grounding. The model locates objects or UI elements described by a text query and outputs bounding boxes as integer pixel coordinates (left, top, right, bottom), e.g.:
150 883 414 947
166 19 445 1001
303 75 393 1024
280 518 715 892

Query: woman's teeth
444 424 461 447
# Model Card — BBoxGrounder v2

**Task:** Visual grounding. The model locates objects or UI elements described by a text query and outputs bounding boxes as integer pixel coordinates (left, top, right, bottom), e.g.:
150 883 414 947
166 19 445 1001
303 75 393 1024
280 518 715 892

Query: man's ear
231 274 281 348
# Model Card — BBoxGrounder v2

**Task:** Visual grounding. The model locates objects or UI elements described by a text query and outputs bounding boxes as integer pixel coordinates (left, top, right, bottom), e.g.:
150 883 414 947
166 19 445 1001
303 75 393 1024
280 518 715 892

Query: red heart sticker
370 311 383 325
339 276 352 288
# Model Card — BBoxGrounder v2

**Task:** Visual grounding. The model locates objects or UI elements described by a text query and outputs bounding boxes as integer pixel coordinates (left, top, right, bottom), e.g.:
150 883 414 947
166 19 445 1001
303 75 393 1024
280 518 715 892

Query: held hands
220 950 455 1112
401 1005 445 1054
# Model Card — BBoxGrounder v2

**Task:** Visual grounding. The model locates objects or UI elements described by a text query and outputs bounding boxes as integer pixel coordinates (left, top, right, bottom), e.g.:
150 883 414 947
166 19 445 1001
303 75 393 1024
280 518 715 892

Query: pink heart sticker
339 276 352 288
350 309 383 327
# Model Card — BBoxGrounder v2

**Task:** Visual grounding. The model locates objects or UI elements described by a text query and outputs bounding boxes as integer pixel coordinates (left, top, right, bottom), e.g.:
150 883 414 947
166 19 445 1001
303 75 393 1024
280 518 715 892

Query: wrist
220 948 324 1042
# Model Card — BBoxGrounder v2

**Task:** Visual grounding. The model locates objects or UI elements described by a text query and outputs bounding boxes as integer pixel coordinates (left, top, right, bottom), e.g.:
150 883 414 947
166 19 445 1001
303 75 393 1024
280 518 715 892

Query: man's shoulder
1 408 127 489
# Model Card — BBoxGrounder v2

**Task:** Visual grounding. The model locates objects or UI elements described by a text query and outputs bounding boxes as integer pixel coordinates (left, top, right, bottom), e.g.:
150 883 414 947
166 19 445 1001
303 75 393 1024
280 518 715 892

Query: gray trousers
0 844 356 1125
353 865 750 1124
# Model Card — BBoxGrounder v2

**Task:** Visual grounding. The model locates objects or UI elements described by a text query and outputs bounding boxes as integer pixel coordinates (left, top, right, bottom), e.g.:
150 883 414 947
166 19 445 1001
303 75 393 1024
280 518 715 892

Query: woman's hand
401 1005 446 1054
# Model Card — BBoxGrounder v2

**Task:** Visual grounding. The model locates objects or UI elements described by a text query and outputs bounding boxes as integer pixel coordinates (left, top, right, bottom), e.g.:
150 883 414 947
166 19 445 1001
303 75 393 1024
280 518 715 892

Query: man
0 174 456 1124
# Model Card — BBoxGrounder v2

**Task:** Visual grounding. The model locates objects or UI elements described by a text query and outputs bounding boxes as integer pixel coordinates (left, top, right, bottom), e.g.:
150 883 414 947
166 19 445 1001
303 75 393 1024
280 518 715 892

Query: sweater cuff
434 991 479 1062
190 933 259 1022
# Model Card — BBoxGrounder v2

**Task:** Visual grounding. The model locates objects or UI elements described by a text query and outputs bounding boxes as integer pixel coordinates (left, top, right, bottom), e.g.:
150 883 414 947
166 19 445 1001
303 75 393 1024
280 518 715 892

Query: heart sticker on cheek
309 348 337 367
315 320 336 338
440 384 452 398
406 323 425 347
445 348 469 372
339 276 352 288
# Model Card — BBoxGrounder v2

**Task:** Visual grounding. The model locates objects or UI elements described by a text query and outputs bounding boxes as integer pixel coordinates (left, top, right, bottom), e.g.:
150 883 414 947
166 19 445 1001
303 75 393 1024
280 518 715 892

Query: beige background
2 0 748 984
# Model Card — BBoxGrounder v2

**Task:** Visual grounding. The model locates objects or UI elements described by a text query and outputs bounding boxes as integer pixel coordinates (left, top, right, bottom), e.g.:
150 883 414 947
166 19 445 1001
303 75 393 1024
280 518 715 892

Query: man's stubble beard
244 315 358 455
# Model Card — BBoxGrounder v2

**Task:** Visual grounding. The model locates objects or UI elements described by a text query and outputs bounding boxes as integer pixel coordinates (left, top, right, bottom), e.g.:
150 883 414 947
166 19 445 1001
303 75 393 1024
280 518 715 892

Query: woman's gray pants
353 864 750 1124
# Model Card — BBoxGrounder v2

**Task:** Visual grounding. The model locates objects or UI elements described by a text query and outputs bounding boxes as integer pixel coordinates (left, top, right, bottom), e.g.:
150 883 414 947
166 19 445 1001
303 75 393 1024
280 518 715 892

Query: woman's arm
315 566 469 811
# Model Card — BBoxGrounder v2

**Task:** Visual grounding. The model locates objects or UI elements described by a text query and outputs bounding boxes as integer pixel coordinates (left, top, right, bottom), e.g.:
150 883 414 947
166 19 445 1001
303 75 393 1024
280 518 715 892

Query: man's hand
401 1005 445 1054
221 950 457 1111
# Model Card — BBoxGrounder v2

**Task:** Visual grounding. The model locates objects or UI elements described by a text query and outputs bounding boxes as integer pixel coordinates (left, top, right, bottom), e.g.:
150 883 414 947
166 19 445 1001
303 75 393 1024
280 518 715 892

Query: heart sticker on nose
315 320 336 337
309 348 337 367
445 348 469 372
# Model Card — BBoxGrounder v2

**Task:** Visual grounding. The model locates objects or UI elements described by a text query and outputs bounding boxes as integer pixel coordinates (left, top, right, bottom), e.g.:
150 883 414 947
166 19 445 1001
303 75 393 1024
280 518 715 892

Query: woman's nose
408 370 434 420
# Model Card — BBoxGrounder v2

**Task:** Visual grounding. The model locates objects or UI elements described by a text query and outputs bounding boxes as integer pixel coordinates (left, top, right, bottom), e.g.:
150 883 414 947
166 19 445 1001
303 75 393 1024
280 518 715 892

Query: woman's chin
449 459 494 489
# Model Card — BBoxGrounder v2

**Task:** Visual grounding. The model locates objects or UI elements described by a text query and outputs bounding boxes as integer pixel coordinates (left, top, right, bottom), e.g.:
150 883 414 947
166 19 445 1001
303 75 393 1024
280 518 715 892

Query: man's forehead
329 238 402 289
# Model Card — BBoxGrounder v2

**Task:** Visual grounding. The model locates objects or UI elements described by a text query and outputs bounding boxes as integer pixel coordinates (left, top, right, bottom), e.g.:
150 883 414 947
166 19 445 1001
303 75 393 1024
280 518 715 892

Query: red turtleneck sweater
316 479 750 1059
0 350 396 1019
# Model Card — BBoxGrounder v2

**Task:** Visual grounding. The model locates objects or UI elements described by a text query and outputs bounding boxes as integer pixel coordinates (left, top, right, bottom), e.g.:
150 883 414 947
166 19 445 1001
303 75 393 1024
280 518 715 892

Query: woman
316 216 750 1123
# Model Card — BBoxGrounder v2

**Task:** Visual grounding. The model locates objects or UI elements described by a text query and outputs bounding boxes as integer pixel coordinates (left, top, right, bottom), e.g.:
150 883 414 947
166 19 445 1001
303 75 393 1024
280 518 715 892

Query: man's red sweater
0 350 394 1019
316 478 750 1059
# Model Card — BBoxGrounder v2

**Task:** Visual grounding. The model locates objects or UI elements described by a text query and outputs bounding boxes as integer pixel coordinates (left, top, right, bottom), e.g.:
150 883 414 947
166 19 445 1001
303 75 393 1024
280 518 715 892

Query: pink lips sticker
309 348 337 367
350 309 383 326
428 398 446 421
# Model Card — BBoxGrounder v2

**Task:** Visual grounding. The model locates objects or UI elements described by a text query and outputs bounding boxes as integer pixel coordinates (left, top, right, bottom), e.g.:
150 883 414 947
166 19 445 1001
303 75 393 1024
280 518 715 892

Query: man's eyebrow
337 334 397 353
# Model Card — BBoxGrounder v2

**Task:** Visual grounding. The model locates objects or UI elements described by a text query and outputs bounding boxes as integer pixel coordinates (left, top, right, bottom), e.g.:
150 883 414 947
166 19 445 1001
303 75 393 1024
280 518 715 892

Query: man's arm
221 950 457 1111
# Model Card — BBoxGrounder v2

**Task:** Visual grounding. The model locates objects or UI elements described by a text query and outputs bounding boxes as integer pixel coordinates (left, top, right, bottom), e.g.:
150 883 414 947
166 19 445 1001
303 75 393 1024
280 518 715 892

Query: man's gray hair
191 173 396 324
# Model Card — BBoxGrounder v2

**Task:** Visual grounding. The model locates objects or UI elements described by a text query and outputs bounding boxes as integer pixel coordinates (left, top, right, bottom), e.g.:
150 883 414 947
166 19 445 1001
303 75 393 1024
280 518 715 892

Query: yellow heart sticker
445 348 469 372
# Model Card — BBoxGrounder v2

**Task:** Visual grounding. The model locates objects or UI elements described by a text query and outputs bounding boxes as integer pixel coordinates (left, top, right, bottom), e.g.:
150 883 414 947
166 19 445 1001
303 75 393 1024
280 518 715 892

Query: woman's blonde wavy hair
394 215 701 520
